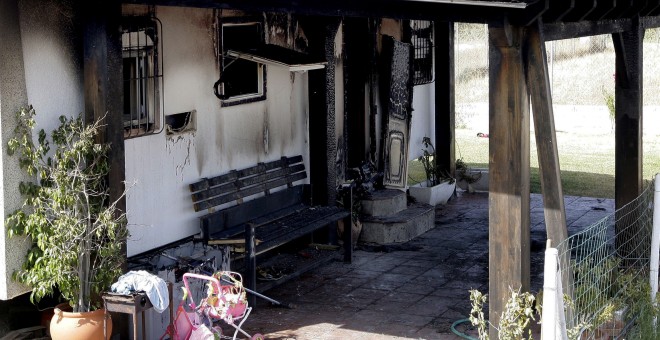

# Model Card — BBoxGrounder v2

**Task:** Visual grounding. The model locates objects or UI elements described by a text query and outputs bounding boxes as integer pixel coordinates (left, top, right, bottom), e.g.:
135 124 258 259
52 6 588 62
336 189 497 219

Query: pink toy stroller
164 272 264 340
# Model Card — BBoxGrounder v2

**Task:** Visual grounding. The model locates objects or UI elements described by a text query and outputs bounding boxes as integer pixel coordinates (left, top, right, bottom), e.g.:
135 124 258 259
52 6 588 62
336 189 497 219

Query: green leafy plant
456 158 482 193
566 255 660 338
469 288 538 340
5 106 128 313
418 137 453 186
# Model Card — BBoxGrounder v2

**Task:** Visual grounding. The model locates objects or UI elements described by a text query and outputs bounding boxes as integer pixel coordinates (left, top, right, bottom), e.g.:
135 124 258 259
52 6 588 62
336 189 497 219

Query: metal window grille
122 16 164 138
411 20 434 85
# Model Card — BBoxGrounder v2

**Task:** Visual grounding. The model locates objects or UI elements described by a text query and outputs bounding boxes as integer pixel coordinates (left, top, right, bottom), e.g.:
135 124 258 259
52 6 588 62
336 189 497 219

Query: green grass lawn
409 128 660 199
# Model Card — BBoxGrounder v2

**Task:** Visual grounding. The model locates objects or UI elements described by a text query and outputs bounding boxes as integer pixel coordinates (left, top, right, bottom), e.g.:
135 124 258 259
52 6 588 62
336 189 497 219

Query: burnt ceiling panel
123 0 660 27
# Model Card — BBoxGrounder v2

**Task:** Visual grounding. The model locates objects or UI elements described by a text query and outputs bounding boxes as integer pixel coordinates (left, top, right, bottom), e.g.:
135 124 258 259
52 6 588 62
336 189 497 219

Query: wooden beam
586 0 617 21
650 1 660 15
82 0 126 337
343 18 369 169
511 0 548 26
640 0 660 16
434 21 455 178
83 0 125 205
641 15 660 29
608 0 637 18
544 18 632 41
488 21 531 340
612 19 644 237
542 0 574 22
124 0 519 23
620 0 648 18
561 0 597 22
522 23 573 318
305 18 341 206
523 21 568 255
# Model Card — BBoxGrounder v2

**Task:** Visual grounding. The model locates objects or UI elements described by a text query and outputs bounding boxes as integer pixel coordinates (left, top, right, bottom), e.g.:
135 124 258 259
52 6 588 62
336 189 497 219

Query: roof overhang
227 44 326 72
122 0 530 23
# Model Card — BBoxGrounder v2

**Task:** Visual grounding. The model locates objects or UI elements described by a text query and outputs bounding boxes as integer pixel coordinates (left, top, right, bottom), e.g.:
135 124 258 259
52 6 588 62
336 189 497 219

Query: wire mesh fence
554 178 656 339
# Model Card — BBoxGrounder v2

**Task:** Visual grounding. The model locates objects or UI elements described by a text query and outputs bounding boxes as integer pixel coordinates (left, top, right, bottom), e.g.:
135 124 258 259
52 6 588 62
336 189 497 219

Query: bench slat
203 203 308 240
191 163 306 203
200 186 309 239
252 206 347 242
193 171 307 212
189 155 303 193
190 154 352 298
205 206 350 255
257 209 350 255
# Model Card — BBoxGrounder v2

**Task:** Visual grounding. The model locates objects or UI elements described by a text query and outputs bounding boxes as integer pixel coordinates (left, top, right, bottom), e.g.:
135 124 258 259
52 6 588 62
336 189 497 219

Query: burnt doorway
343 18 373 170
381 36 414 189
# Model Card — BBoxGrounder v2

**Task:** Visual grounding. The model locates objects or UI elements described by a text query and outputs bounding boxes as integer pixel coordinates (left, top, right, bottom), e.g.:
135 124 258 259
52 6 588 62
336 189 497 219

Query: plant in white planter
5 107 128 317
456 158 484 193
409 137 455 205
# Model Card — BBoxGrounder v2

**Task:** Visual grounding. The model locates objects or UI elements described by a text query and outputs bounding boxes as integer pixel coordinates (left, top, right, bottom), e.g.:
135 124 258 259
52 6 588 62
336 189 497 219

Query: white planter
457 168 489 193
408 180 456 206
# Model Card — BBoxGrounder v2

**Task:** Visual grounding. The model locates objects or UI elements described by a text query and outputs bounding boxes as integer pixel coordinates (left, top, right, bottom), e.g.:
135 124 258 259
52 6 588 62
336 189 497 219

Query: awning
410 0 527 9
227 44 326 72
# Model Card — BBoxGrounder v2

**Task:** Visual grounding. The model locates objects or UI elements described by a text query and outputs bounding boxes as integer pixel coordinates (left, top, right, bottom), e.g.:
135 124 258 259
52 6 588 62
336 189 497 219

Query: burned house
0 0 658 337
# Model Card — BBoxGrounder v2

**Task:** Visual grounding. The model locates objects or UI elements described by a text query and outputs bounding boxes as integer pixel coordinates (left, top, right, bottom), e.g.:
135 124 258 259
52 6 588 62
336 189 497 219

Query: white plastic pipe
651 174 660 304
542 247 559 340
555 261 568 340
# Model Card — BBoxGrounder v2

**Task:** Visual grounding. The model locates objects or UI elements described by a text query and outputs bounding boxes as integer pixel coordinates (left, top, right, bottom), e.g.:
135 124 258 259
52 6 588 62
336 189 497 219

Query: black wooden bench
189 155 351 302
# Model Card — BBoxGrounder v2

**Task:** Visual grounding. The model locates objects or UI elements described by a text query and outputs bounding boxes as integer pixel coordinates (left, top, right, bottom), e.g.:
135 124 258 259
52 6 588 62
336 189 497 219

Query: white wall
125 7 310 256
0 0 85 300
409 83 435 160
19 0 84 134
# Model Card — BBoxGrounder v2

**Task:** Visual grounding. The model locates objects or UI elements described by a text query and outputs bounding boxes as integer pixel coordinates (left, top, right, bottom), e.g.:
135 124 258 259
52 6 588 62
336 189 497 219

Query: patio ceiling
122 0 527 22
123 0 660 25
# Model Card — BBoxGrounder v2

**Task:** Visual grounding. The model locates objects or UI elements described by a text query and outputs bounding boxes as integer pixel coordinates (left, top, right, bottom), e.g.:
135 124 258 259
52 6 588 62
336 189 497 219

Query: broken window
122 17 164 138
410 20 434 85
218 22 266 106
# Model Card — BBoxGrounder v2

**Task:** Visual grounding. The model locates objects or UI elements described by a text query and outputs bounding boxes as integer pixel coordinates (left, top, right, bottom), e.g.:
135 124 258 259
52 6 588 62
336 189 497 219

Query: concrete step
359 203 435 244
360 189 407 217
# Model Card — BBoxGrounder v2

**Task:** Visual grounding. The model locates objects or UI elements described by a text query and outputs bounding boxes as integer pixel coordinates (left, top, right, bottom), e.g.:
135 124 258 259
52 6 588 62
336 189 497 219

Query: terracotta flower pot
50 303 112 340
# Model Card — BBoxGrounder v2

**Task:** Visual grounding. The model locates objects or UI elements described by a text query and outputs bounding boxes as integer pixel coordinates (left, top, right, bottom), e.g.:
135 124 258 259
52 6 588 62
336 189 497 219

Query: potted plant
455 158 485 193
336 162 379 246
5 106 128 339
408 137 455 205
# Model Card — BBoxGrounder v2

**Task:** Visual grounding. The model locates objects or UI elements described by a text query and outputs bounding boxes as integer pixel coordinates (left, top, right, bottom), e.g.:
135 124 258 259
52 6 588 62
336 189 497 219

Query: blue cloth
111 270 169 313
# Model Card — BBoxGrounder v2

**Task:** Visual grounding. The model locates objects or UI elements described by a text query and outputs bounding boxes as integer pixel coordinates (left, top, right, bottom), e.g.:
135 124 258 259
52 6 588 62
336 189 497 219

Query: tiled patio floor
243 191 614 339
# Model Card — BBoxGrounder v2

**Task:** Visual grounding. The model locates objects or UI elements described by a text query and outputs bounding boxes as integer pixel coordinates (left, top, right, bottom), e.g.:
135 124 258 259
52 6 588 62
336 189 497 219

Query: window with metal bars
410 20 434 86
121 16 164 138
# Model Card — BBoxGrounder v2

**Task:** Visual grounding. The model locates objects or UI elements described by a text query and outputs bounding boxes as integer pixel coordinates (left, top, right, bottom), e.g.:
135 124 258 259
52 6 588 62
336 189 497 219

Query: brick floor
242 191 614 339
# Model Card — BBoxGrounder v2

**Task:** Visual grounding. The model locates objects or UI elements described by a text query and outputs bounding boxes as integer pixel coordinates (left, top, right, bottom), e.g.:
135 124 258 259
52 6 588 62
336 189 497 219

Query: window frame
121 16 164 138
410 20 435 86
219 20 267 107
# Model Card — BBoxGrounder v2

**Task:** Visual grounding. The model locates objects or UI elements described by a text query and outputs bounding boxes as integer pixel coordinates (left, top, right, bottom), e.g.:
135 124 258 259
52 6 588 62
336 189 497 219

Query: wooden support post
613 20 644 210
523 21 569 250
82 1 125 336
434 21 455 176
82 0 125 220
612 19 644 259
307 19 341 206
488 22 531 339
523 21 575 324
